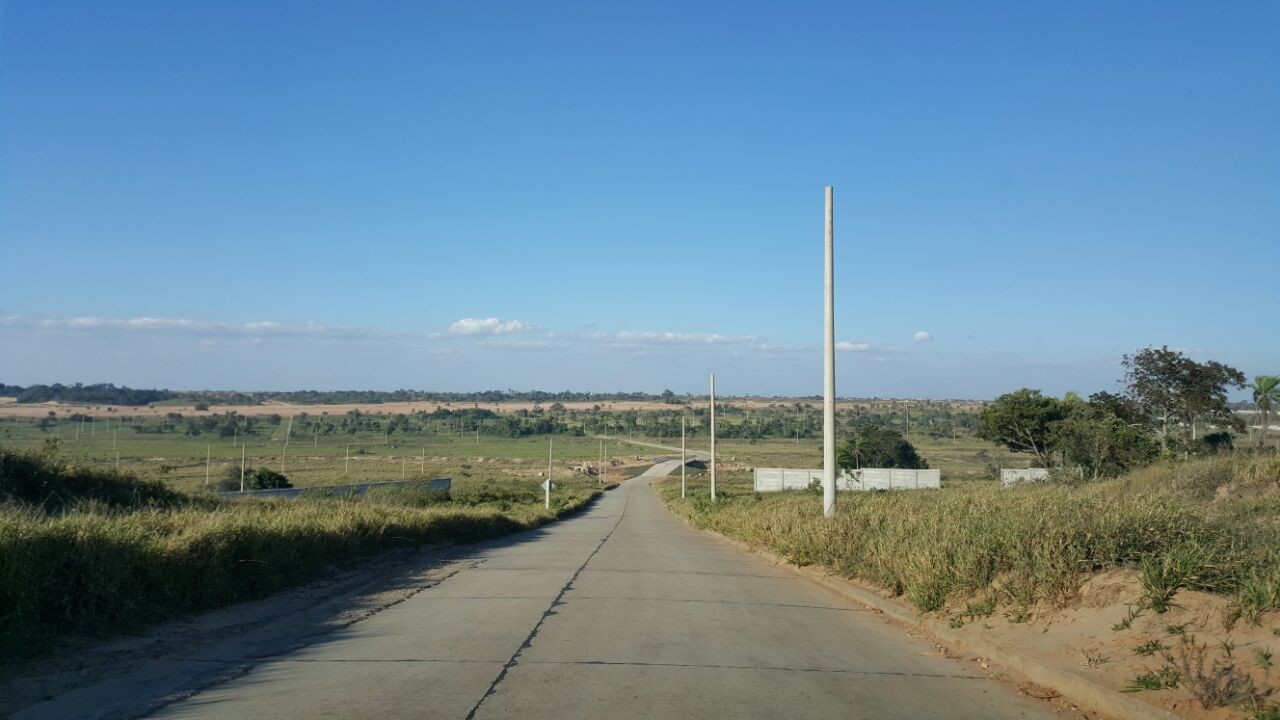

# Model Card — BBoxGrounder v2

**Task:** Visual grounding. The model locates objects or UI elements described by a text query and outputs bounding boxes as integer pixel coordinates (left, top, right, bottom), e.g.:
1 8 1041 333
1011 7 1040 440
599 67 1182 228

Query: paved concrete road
146 462 1060 720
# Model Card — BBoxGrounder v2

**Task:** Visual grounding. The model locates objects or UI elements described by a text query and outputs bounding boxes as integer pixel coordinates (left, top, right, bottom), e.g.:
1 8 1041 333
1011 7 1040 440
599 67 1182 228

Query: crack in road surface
463 494 632 720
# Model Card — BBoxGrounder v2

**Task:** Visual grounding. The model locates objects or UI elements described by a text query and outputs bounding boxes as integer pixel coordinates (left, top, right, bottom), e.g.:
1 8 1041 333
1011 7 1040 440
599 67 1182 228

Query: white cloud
243 321 283 332
836 341 870 352
16 315 347 338
126 317 195 329
610 330 749 346
914 331 932 342
448 317 539 336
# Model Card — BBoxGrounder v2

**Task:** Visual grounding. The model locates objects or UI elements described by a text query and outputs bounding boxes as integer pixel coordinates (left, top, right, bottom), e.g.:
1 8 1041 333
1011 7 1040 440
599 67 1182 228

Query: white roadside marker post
823 185 837 518
710 373 717 501
546 437 553 509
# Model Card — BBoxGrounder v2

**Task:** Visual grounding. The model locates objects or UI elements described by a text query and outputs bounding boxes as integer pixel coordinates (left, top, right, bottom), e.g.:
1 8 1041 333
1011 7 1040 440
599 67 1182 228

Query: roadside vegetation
0 447 607 660
663 455 1280 617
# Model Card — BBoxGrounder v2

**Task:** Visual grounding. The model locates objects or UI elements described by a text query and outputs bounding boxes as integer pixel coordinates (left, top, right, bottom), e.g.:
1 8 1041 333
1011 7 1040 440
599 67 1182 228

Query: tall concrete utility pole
710 373 717 501
823 185 837 518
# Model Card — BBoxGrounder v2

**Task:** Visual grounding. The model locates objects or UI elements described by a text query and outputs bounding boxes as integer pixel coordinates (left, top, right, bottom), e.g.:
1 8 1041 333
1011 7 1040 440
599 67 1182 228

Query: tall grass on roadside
661 456 1280 619
0 449 602 659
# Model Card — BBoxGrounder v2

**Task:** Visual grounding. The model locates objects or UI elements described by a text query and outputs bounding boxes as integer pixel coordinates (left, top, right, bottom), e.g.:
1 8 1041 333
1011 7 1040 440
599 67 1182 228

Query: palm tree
1253 375 1280 450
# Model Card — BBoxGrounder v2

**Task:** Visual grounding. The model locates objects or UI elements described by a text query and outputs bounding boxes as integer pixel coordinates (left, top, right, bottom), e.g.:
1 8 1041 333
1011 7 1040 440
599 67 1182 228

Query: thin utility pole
420 445 425 475
710 373 717 501
546 437 553 509
240 445 246 492
822 185 837 518
345 445 350 476
281 415 293 475
401 456 406 479
681 416 686 499
598 439 604 485
205 445 211 486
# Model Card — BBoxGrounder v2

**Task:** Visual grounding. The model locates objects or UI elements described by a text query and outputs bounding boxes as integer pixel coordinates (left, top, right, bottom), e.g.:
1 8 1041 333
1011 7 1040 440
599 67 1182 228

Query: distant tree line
14 383 174 406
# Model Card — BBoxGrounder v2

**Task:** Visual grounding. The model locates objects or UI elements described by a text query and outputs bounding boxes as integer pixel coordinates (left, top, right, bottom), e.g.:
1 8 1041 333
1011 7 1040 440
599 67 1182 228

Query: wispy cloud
836 341 870 352
608 330 754 347
448 317 540 336
20 315 343 337
914 331 932 342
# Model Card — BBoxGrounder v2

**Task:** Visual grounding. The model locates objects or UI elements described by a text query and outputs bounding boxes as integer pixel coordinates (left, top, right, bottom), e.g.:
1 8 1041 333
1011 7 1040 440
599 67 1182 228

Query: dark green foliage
1124 346 1247 451
216 466 293 491
15 383 173 406
1052 394 1159 479
0 449 185 511
836 425 927 469
978 389 1066 466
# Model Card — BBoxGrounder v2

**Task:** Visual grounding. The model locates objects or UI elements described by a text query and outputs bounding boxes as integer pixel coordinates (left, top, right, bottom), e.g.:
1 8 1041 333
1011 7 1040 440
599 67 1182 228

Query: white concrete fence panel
754 468 939 492
1000 468 1049 487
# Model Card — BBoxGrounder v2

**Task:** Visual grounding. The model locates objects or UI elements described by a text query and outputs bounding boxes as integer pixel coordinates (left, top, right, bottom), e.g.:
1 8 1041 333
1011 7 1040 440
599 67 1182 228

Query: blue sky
1 1 1277 398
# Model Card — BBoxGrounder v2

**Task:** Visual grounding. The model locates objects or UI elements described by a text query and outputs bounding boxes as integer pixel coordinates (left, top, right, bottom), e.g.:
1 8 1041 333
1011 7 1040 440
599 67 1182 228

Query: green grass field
626 434 1023 484
0 417 646 493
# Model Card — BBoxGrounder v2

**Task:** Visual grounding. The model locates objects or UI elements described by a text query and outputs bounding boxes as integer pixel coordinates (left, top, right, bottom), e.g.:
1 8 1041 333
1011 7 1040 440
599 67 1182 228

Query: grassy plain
628 434 1023 483
0 417 648 493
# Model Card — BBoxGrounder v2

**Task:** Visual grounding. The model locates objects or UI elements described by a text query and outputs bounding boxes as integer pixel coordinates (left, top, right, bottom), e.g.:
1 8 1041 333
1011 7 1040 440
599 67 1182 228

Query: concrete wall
849 468 941 491
754 468 823 492
1000 468 1049 487
754 468 939 492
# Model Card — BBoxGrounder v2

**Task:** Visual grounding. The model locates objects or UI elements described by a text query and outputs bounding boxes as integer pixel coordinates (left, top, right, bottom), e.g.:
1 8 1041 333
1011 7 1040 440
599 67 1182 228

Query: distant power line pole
681 416 687 499
709 373 717 502
823 185 837 518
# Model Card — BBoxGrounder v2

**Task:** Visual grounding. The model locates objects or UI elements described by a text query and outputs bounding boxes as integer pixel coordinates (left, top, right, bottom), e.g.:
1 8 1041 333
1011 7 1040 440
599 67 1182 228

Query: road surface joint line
545 596 868 612
170 657 507 665
462 492 632 720
579 568 802 580
519 659 984 679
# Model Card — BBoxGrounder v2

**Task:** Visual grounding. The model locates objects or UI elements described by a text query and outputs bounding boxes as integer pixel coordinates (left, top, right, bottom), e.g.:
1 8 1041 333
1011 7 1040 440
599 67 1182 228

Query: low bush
0 449 185 511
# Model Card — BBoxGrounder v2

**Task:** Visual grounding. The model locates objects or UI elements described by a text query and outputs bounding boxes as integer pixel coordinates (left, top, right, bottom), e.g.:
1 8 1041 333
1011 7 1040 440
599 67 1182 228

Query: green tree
1050 395 1158 479
977 389 1066 467
1123 347 1246 451
1253 375 1280 450
217 466 291 491
836 425 927 469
